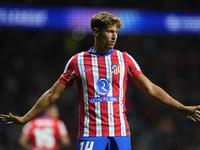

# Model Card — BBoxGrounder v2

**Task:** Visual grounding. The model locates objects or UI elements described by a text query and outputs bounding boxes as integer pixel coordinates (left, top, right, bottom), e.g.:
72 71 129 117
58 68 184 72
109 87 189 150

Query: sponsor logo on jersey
90 97 117 103
97 78 109 95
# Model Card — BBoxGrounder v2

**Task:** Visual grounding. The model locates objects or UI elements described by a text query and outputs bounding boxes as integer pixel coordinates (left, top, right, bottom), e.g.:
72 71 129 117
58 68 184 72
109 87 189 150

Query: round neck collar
88 47 114 57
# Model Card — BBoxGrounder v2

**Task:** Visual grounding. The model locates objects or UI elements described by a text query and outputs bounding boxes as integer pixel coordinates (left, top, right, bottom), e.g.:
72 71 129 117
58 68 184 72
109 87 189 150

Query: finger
0 114 13 122
0 114 11 118
1 118 8 122
195 110 200 114
9 113 17 120
195 118 200 122
196 105 200 110
193 114 200 121
9 113 14 118
7 121 13 124
1 117 12 122
191 117 196 122
193 116 200 122
188 116 196 122
194 114 200 118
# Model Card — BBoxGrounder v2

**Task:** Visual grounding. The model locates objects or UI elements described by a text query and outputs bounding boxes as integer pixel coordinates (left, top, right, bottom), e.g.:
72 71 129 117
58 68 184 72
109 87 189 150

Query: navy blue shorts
76 136 131 150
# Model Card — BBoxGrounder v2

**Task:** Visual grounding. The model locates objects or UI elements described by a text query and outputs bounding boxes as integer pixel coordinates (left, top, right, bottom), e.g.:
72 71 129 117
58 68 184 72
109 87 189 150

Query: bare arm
0 80 69 125
18 134 31 150
59 136 71 150
133 74 200 122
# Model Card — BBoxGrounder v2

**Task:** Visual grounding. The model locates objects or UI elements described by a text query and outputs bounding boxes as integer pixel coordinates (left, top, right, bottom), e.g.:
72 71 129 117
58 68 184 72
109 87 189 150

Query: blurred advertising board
0 5 200 35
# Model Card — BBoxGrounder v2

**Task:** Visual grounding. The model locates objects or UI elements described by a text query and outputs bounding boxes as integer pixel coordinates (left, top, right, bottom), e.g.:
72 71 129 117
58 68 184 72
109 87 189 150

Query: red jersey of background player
22 115 68 150
59 47 142 137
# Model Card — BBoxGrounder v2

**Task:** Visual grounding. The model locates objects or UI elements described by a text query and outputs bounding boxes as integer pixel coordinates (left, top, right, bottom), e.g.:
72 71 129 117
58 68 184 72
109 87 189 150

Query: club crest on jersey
111 64 121 74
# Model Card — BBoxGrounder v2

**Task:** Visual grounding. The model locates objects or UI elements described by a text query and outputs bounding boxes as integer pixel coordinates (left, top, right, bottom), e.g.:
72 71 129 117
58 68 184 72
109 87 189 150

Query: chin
108 45 114 49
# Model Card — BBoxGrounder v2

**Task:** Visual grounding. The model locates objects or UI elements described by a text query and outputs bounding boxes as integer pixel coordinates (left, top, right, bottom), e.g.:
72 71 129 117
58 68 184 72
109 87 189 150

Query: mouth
111 41 116 45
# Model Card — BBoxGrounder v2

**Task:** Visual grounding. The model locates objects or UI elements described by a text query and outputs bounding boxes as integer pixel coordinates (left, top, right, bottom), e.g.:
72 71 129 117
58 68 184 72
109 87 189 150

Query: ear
93 27 99 36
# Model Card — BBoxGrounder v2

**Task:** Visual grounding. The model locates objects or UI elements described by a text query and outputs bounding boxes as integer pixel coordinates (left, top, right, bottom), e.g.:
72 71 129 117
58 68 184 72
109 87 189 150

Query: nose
112 32 117 39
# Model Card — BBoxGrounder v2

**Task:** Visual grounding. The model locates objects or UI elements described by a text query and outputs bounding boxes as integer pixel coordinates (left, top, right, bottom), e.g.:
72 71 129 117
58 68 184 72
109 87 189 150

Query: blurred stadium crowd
1 0 200 150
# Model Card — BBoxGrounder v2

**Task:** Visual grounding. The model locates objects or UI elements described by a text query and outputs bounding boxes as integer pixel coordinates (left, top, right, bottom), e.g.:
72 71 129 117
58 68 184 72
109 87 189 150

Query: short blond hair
91 12 123 31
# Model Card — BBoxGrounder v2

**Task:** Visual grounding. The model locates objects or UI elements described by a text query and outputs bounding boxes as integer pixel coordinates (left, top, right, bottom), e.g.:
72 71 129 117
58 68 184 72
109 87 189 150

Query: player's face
48 105 60 118
96 24 118 50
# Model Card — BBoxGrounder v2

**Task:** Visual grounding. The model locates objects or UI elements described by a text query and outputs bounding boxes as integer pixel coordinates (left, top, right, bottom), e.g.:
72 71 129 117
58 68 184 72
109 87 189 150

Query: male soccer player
1 12 200 150
18 104 70 150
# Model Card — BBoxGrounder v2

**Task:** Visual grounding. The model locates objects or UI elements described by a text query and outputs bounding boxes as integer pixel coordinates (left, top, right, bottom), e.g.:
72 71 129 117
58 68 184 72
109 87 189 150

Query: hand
181 106 200 122
0 113 26 125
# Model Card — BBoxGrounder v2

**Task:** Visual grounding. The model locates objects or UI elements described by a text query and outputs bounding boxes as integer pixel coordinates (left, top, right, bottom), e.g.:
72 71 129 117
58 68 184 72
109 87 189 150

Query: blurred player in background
18 104 70 150
1 12 200 150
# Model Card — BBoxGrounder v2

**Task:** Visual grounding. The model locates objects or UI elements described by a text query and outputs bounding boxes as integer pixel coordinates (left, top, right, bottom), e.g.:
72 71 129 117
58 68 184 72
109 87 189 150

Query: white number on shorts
80 141 94 150
33 128 55 148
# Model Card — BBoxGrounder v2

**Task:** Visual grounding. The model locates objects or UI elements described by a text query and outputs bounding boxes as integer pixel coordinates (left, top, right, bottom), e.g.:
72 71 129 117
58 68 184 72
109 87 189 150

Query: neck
92 47 111 55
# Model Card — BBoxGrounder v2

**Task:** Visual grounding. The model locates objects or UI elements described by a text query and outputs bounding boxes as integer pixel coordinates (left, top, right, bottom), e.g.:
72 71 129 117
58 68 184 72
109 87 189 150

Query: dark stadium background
0 0 200 150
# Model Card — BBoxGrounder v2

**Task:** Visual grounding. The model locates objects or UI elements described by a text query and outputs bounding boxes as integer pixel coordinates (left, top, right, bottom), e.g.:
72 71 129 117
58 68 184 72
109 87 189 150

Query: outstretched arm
133 74 200 122
0 80 69 125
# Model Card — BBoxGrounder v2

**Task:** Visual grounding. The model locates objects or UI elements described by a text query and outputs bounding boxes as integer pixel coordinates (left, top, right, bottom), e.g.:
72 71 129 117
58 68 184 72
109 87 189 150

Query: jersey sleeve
59 56 76 87
58 120 68 137
126 52 142 82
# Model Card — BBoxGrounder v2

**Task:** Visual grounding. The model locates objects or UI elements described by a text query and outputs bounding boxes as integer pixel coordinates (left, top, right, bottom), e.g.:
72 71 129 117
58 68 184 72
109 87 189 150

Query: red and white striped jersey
59 48 142 137
22 115 68 150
